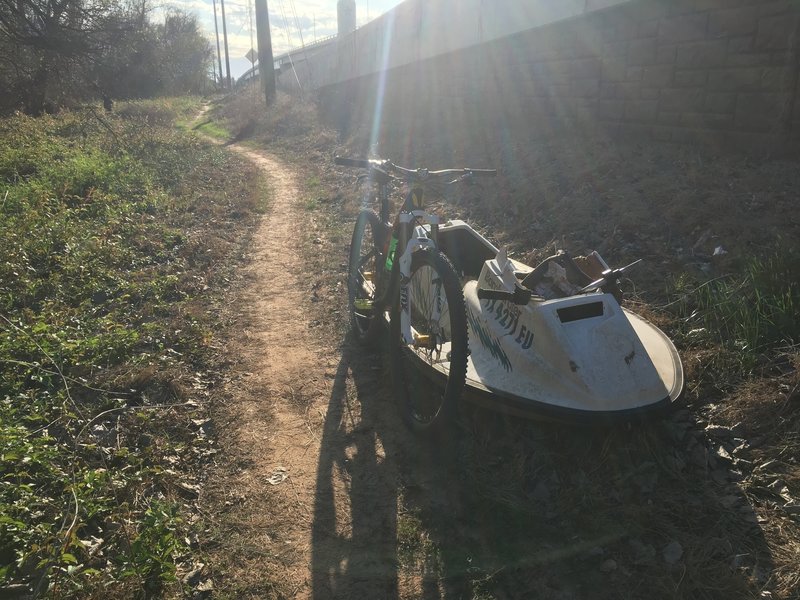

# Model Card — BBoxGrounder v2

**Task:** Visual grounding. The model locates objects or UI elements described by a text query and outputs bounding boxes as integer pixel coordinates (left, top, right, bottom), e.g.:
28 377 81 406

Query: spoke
407 263 453 366
358 248 377 270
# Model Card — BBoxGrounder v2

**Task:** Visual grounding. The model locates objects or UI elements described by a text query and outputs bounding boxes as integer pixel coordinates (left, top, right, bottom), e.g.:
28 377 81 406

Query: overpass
238 32 341 87
276 0 635 91
282 0 800 152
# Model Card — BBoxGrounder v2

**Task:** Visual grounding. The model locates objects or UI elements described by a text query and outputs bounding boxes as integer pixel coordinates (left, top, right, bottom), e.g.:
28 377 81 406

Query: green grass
193 119 231 140
0 102 261 595
671 246 800 374
116 96 205 128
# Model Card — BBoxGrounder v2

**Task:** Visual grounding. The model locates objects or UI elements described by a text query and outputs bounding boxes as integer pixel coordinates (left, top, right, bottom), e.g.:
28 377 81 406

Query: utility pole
255 0 276 104
220 0 232 88
212 0 224 88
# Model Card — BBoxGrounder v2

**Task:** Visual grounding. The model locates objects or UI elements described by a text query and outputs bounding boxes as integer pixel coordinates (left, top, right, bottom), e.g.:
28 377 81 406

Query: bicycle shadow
311 334 401 599
308 331 493 599
311 336 775 599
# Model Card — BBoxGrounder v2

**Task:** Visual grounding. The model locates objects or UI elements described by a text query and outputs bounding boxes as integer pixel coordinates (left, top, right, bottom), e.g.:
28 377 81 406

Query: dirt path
202 145 410 599
193 115 798 599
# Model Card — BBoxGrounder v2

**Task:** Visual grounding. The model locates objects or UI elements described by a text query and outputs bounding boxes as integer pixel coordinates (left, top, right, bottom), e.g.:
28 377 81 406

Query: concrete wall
279 0 632 90
301 0 800 152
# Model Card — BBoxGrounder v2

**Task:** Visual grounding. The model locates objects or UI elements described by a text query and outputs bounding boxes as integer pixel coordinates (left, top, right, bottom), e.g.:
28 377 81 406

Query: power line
275 0 302 93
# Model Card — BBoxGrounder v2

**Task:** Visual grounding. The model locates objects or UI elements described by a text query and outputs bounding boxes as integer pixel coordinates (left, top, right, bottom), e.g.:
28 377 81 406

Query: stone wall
316 0 800 153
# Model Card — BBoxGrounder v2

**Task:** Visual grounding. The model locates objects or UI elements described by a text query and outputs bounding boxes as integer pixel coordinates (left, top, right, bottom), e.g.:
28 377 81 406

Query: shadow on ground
311 335 400 598
312 334 774 599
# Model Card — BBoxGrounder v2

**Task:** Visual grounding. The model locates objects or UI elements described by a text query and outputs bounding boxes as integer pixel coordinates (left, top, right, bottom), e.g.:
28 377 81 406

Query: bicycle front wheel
390 248 468 434
348 209 385 345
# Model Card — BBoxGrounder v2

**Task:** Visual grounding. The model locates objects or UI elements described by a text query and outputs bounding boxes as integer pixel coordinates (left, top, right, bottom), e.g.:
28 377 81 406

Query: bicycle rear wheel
390 248 468 434
348 210 384 345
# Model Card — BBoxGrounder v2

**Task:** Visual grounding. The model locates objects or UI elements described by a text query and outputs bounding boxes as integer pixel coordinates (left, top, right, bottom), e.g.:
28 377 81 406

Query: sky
159 0 405 80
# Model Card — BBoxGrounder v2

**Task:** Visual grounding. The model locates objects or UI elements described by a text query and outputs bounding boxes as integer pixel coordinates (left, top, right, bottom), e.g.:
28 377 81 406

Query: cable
276 0 303 93
288 0 314 87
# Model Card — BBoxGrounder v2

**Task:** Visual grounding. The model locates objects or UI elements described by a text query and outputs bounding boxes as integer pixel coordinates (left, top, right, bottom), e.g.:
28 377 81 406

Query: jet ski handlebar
477 284 533 305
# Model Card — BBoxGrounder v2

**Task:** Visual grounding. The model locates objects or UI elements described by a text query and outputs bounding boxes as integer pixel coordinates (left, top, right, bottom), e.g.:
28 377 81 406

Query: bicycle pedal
354 299 374 311
362 271 374 282
413 334 435 349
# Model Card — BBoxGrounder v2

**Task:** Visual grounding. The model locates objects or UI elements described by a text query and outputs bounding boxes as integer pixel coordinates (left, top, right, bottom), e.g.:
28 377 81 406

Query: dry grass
204 86 800 599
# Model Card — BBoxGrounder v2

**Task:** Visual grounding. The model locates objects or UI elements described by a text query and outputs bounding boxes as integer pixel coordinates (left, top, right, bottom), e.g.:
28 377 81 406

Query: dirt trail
203 145 406 599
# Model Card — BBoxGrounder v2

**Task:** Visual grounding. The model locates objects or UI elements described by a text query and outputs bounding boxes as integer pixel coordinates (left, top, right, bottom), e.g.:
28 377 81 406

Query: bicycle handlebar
334 155 497 180
334 156 385 169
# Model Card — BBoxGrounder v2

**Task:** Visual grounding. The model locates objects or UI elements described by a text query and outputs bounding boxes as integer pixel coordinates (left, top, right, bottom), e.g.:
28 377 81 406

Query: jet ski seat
521 251 594 300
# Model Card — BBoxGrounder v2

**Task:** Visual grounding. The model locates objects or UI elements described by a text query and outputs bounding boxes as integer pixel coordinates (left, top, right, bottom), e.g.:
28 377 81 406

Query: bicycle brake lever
477 284 532 305
447 173 476 186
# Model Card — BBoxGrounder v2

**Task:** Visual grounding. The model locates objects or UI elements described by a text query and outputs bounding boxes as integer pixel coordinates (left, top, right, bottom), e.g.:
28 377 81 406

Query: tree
157 11 212 95
0 0 135 113
0 1 211 114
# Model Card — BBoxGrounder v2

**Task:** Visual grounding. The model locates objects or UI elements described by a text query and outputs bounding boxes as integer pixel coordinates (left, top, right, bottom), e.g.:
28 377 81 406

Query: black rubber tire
389 248 469 434
348 210 384 345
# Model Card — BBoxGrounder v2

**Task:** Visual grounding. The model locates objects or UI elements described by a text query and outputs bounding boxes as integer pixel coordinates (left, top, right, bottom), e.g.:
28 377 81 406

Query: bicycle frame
338 155 495 349
372 184 442 346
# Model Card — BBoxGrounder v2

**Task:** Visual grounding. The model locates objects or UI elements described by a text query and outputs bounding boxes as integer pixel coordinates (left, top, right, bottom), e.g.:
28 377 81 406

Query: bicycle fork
397 210 440 347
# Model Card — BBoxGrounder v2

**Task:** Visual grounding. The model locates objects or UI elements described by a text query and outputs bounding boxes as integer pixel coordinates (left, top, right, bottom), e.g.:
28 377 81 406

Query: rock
663 420 689 442
732 439 750 456
715 445 733 463
266 466 289 485
730 553 750 570
600 558 617 573
783 503 800 515
693 229 711 251
662 541 683 565
670 408 693 423
712 468 730 485
175 481 200 498
667 452 687 472
531 480 551 502
767 479 787 493
756 459 779 472
634 470 658 494
730 422 746 437
183 566 204 587
197 580 214 591
629 539 656 565
79 536 104 557
689 444 709 469
706 424 734 440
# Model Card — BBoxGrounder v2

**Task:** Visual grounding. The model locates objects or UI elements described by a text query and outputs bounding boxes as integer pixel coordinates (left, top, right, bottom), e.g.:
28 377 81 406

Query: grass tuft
672 246 800 375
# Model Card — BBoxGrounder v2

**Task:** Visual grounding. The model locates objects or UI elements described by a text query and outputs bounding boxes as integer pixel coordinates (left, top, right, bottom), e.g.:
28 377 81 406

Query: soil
196 95 800 600
201 144 409 598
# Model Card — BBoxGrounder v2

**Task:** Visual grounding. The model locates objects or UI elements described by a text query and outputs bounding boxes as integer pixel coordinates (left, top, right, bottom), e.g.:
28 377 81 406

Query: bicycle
334 156 497 433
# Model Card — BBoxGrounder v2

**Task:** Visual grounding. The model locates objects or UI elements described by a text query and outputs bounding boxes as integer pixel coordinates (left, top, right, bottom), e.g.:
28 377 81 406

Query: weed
193 119 230 141
671 246 800 375
0 100 261 593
